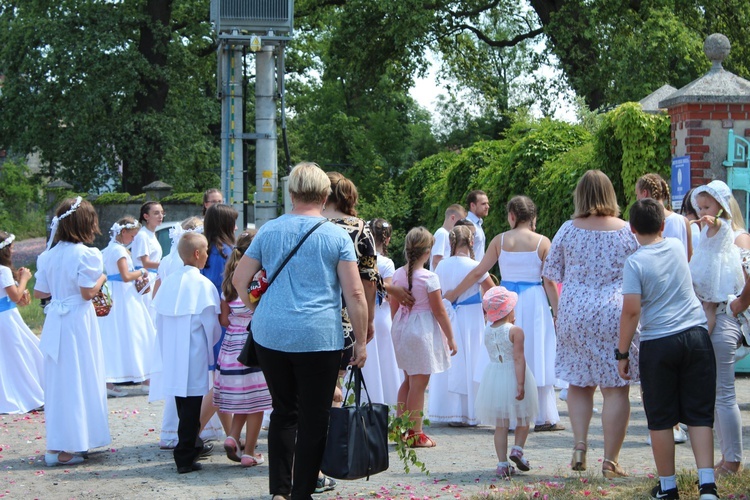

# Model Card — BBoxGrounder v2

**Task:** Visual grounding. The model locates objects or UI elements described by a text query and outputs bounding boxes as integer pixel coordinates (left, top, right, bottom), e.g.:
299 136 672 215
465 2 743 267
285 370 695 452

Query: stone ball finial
704 33 730 68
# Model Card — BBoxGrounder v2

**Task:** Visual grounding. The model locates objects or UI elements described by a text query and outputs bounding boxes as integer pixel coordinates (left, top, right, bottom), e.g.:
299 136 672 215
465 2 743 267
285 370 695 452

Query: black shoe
651 484 679 500
699 482 719 500
177 462 203 474
196 442 213 460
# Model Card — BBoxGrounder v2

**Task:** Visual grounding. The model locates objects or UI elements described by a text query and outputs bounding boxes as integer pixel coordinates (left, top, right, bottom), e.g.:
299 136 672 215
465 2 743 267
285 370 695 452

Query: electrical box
211 0 294 35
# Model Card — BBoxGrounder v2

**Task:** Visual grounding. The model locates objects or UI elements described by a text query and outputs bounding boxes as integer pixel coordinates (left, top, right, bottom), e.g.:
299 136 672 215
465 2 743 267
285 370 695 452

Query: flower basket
135 274 151 295
93 284 113 317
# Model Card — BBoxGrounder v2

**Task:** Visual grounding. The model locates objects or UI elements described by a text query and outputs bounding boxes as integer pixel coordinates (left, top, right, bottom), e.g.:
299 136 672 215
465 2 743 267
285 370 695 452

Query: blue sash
452 292 482 308
0 296 17 313
107 274 124 282
501 280 542 294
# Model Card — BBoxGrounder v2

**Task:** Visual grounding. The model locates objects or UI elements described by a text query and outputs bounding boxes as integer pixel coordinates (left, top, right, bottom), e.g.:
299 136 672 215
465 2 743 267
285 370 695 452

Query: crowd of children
1 170 746 500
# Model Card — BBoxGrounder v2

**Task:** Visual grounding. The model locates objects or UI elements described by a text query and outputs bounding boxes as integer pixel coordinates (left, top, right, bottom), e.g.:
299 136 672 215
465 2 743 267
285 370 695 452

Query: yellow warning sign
262 170 273 178
262 179 273 192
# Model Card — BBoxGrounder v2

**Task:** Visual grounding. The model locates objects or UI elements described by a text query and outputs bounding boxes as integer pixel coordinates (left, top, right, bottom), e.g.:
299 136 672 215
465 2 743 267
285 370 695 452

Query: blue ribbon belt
107 274 124 282
501 280 542 293
452 292 482 308
0 296 17 313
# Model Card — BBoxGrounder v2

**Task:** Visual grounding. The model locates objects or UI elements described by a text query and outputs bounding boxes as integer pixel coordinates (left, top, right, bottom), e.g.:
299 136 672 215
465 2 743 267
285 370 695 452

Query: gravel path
2 380 749 499
11 237 46 268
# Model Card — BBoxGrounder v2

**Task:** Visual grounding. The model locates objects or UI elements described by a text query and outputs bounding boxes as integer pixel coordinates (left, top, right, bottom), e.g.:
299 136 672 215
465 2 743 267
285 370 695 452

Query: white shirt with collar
466 211 486 261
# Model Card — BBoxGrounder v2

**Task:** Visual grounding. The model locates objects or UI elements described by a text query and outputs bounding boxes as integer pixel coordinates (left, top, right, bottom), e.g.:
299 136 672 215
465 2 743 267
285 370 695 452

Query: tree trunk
121 0 174 193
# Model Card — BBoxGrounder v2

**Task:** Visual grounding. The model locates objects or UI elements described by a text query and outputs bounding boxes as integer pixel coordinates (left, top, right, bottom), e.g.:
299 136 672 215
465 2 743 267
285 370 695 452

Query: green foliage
159 192 204 205
530 143 594 237
388 410 429 475
91 193 146 205
0 160 46 239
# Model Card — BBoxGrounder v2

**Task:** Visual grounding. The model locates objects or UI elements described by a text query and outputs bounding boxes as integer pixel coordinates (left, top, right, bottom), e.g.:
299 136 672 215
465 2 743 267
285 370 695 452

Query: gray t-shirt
622 238 707 341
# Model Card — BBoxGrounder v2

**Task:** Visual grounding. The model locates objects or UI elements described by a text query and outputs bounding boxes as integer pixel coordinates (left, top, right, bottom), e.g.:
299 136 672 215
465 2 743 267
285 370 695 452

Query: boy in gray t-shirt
618 199 717 500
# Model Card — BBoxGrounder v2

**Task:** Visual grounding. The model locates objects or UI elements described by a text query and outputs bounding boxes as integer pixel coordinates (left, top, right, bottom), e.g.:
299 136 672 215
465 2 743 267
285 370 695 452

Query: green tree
0 0 219 193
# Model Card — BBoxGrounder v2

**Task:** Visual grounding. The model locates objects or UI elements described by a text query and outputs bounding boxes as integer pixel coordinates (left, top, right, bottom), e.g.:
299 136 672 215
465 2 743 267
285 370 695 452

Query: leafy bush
0 160 46 238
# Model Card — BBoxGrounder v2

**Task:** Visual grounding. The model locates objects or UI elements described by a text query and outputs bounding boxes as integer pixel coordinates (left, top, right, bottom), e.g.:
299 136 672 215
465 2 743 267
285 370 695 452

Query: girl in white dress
99 217 156 396
476 286 538 479
34 197 111 467
361 218 403 406
131 201 164 319
444 196 561 432
430 225 493 426
0 231 44 414
391 227 457 448
689 181 745 334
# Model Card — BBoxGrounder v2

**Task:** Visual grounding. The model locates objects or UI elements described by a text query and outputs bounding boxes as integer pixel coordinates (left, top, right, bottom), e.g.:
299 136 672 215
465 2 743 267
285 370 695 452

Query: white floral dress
542 221 639 387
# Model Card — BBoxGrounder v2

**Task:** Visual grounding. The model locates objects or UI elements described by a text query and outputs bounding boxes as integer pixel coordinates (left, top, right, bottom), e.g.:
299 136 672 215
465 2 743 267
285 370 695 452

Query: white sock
511 445 523 453
497 461 509 467
698 467 715 485
659 475 677 491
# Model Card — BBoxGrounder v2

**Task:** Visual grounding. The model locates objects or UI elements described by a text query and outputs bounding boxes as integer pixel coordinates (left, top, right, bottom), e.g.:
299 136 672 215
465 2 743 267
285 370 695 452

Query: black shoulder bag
321 367 389 479
237 218 327 368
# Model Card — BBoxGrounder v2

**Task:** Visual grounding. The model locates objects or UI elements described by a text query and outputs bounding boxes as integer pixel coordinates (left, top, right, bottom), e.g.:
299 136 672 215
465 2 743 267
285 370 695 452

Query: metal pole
219 43 246 230
254 45 278 227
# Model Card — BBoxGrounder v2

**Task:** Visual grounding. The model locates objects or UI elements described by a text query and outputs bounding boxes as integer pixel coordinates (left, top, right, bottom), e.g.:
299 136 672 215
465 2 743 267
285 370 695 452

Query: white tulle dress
475 323 538 427
689 222 744 302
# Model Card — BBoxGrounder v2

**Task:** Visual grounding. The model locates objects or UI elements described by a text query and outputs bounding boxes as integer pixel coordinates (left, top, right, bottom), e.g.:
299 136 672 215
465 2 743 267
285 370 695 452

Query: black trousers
256 343 342 500
173 395 204 468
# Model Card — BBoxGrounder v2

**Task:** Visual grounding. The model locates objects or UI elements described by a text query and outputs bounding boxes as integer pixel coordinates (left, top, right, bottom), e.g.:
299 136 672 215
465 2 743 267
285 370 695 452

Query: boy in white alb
618 199 718 500
153 232 221 474
430 204 466 270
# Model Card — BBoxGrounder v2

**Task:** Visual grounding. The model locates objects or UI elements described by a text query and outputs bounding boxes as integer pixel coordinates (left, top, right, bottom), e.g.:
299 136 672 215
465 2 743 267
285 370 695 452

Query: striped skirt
213 323 272 414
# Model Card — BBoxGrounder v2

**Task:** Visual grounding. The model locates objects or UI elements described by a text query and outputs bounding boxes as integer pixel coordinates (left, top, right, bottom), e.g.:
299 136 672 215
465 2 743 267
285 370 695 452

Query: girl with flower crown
0 230 44 414
34 197 111 467
99 217 157 397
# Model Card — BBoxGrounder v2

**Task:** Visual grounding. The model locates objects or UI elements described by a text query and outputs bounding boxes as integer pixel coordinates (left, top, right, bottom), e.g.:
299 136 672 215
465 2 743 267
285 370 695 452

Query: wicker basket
93 286 113 317
135 274 151 295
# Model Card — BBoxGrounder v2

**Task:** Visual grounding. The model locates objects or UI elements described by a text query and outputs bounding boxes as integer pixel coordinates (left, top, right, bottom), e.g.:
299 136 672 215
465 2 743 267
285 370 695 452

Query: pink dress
542 221 639 387
213 297 272 414
391 267 450 375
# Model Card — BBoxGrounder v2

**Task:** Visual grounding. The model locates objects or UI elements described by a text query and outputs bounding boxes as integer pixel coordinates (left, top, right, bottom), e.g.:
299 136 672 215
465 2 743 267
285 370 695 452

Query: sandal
241 453 264 467
534 422 566 432
571 441 586 471
408 431 437 448
602 458 628 478
223 437 241 463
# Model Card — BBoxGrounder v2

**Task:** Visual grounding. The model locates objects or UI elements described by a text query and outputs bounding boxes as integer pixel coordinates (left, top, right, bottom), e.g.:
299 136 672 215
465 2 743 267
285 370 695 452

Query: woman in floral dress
542 170 639 479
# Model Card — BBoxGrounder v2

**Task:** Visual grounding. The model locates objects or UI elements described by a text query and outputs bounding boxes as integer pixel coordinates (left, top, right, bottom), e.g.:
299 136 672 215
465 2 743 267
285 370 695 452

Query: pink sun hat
483 286 518 323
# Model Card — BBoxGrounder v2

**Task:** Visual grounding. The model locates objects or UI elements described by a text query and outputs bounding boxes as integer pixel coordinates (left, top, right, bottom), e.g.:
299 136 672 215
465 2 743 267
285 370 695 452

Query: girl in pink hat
475 286 538 479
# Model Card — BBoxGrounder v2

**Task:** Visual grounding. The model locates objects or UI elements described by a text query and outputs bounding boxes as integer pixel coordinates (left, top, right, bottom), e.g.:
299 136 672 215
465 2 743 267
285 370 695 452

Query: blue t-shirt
201 244 232 294
622 238 707 341
246 214 357 352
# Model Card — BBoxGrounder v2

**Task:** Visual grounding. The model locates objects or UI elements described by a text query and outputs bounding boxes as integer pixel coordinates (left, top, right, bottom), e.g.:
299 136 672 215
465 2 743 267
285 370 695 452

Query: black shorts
639 326 716 430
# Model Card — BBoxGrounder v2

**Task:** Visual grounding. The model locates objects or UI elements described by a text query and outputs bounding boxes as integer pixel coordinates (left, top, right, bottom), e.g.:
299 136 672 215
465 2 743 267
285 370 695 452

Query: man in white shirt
430 204 466 270
466 190 490 261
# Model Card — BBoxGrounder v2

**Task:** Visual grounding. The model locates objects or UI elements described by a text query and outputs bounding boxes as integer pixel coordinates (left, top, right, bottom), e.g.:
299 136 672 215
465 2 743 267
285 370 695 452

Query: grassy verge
469 469 750 499
18 262 44 335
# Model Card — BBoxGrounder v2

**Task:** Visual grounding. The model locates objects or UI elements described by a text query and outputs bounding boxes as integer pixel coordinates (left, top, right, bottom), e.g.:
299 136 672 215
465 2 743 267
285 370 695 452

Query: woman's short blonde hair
288 162 330 205
573 170 620 218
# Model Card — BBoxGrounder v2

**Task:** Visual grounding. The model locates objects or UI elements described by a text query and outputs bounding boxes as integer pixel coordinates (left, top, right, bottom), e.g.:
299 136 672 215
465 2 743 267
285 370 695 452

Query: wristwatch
614 348 629 360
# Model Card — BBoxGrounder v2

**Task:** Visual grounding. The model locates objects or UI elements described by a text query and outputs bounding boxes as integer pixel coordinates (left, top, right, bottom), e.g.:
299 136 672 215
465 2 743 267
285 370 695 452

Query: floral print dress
542 221 639 387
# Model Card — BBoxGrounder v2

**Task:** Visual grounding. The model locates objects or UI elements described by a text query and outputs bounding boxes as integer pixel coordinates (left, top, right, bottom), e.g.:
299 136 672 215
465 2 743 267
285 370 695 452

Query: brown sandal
602 458 628 478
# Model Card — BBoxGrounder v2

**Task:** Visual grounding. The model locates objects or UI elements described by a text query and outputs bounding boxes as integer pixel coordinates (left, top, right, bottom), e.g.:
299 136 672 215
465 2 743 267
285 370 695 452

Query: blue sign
671 156 691 211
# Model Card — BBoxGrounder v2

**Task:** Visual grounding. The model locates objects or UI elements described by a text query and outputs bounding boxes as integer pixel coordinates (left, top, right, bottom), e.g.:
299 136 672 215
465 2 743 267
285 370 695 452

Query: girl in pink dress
214 231 272 467
391 227 457 448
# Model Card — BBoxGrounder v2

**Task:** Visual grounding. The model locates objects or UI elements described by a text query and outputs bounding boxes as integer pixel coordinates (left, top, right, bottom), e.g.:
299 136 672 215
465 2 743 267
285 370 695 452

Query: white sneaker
673 427 688 444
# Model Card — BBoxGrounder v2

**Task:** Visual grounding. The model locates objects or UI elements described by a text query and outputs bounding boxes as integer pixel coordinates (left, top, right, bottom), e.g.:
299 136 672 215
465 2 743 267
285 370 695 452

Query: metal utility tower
211 0 293 229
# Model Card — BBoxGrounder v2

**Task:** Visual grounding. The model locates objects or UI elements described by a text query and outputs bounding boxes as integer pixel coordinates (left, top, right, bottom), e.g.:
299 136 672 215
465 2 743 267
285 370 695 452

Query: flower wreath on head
46 196 83 250
168 225 203 248
110 221 141 243
0 233 15 250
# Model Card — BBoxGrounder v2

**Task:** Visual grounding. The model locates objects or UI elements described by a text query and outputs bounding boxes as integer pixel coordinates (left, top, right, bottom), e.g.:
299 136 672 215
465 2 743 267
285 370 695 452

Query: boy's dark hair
629 198 664 235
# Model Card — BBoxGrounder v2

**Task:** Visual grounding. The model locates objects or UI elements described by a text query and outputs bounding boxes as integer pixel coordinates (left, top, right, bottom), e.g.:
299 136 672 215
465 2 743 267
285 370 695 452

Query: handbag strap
342 367 374 408
267 218 327 287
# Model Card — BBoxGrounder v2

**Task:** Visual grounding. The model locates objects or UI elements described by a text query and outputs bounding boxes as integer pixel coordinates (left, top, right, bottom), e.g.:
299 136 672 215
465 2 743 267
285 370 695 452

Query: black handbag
237 219 327 368
320 367 389 480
